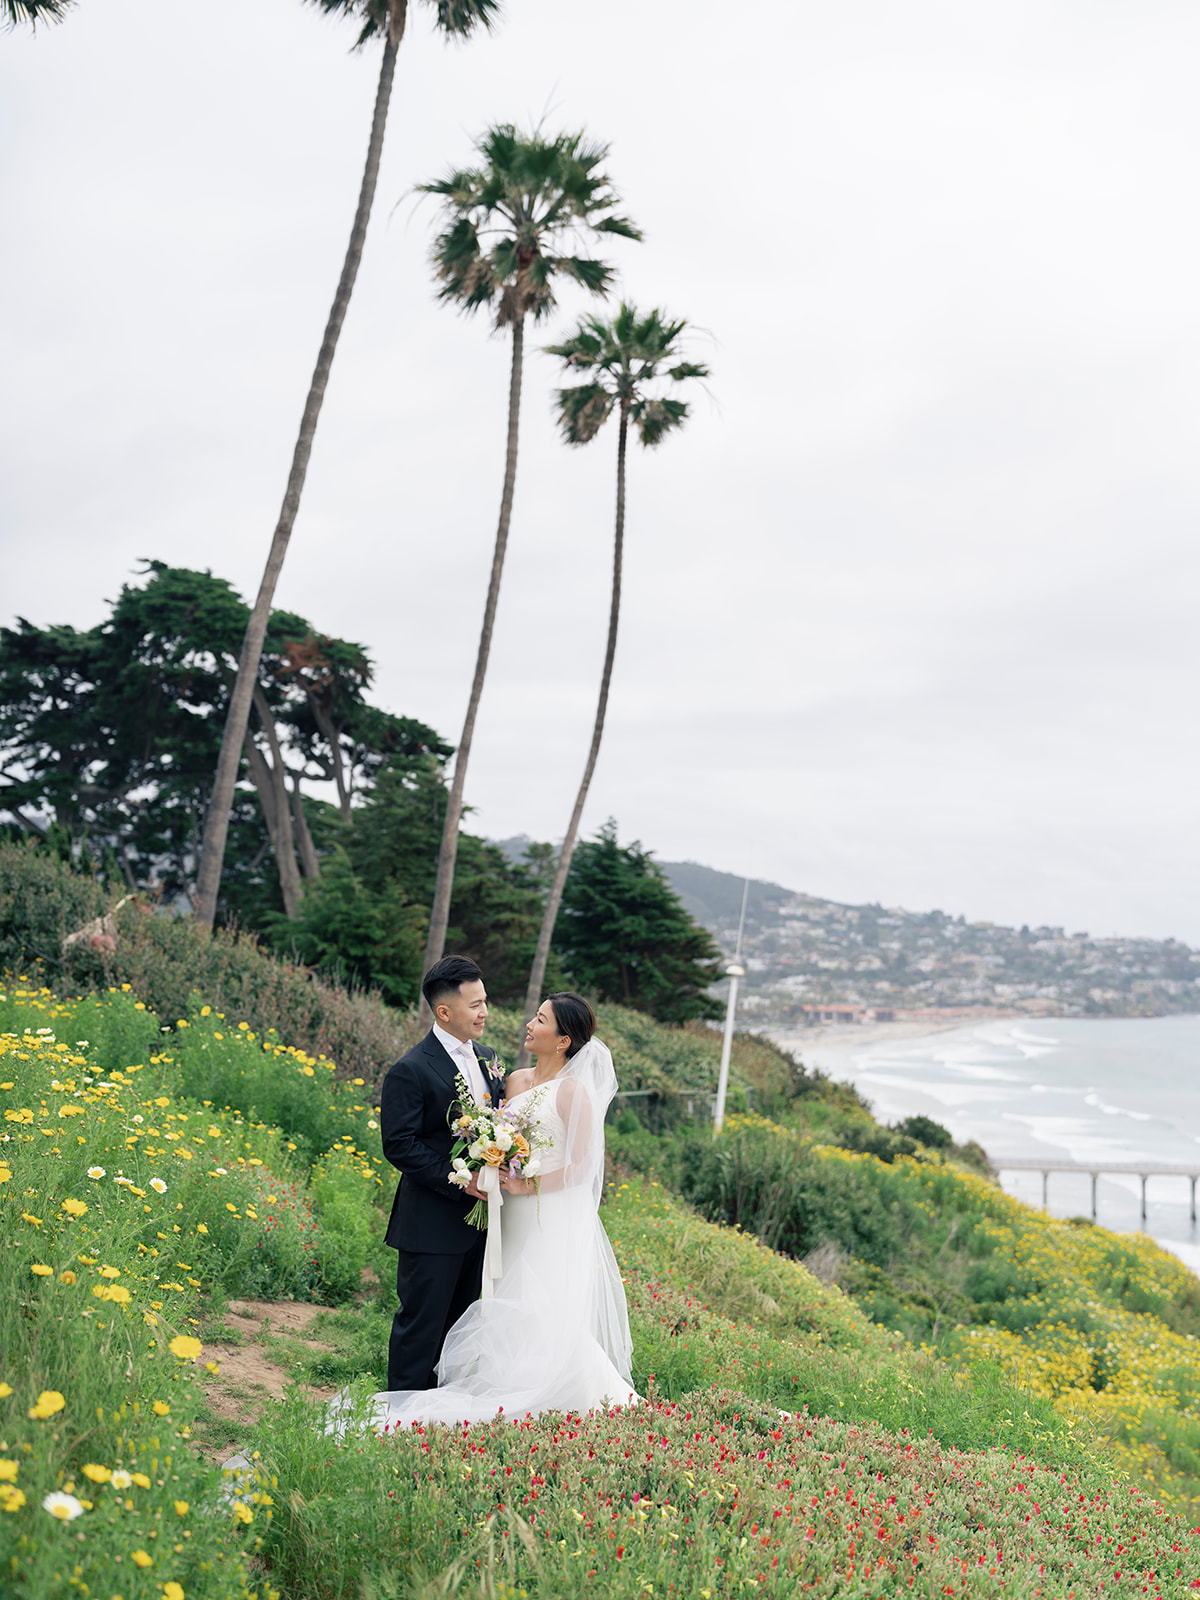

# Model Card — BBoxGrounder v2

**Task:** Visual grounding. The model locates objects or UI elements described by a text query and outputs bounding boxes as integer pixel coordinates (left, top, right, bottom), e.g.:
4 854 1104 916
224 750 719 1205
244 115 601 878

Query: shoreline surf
766 1013 1200 1275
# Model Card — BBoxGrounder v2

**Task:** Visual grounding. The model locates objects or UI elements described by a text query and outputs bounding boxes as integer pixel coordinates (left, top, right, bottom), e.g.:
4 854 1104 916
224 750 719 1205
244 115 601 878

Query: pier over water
992 1158 1200 1224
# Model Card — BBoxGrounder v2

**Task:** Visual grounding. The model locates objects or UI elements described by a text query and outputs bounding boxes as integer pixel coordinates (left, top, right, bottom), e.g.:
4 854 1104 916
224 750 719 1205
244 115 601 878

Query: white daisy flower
149 1177 167 1194
110 1470 132 1490
42 1492 85 1522
87 1167 106 1180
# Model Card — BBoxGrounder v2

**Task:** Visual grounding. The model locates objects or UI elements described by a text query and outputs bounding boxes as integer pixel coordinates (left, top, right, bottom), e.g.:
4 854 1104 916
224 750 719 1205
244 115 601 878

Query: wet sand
766 1018 986 1061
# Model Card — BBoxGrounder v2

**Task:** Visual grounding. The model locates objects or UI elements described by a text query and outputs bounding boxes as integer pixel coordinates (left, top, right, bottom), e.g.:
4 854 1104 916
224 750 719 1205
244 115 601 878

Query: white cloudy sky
3 0 1198 943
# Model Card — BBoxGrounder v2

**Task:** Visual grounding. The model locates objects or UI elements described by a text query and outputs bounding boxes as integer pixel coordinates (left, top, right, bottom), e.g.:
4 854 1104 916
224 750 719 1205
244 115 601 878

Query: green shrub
0 840 422 1086
0 838 106 971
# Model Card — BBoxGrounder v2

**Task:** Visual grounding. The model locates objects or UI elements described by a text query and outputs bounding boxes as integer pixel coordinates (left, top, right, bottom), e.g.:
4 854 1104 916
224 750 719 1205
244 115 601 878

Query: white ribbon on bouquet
477 1164 503 1296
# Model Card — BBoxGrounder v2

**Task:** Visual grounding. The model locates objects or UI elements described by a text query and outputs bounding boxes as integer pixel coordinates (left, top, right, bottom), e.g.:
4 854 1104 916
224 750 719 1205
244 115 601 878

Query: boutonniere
479 1050 506 1085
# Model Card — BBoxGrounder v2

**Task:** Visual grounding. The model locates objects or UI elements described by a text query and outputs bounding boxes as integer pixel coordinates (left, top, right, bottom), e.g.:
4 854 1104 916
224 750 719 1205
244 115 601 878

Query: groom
379 955 505 1391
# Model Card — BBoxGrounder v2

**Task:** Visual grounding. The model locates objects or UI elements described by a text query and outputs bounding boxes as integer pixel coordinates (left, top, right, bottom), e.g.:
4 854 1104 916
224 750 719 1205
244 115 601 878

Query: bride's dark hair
545 993 596 1059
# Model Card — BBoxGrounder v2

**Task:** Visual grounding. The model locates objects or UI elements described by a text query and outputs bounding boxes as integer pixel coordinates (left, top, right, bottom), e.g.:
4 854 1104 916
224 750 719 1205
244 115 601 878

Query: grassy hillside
5 978 1200 1599
615 1110 1200 1515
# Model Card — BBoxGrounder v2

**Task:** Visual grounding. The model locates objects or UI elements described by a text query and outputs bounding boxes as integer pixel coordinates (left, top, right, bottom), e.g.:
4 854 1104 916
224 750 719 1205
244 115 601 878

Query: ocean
791 1015 1200 1274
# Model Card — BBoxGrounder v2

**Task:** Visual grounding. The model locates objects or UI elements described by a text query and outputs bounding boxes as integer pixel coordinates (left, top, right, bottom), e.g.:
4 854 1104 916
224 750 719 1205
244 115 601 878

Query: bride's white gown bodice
364 1077 636 1431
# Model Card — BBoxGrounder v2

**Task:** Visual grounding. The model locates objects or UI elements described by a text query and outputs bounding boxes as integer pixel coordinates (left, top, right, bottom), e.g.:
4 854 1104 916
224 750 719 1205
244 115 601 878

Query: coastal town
662 861 1200 1026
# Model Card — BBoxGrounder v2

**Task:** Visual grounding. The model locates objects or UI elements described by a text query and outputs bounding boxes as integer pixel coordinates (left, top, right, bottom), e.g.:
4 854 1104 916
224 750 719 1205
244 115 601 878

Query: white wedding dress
350 1038 637 1431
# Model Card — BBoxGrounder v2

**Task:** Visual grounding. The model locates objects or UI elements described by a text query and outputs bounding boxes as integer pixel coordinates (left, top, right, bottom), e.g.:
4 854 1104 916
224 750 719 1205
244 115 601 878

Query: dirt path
198 1298 339 1460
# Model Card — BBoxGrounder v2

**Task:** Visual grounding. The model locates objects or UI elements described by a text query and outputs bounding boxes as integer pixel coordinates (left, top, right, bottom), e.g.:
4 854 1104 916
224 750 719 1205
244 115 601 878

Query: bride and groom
372 954 636 1428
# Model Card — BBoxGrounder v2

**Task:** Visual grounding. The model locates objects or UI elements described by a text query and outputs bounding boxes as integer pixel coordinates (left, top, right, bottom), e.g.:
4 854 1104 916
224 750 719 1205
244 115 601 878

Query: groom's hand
465 1173 487 1202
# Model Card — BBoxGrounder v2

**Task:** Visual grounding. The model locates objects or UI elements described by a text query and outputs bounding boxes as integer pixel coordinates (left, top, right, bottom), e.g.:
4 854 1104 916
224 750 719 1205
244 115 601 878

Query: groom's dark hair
422 955 484 1012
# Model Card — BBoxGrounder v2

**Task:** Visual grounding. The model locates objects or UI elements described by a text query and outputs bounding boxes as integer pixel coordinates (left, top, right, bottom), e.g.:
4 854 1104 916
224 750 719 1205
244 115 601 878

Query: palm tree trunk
419 314 526 1022
516 403 628 1066
192 17 403 928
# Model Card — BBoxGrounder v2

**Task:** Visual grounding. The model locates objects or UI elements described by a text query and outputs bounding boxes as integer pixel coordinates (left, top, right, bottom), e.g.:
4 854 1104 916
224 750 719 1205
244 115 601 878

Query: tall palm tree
417 126 641 1001
517 304 708 1057
3 0 73 27
192 0 499 929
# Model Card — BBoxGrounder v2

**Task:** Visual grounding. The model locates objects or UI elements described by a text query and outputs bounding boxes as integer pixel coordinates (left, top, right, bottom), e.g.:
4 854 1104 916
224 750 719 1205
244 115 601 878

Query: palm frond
430 0 500 37
305 0 497 47
554 383 614 446
544 300 708 449
418 122 640 328
630 395 689 448
3 0 73 30
593 215 643 241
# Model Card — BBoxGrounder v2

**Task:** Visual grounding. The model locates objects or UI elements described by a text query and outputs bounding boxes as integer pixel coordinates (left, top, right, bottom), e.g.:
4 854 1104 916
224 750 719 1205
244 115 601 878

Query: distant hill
491 837 1200 1021
654 861 793 927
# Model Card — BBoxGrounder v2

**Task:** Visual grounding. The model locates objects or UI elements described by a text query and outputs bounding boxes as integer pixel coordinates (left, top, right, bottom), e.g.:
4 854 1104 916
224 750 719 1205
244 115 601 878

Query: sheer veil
553 1037 633 1382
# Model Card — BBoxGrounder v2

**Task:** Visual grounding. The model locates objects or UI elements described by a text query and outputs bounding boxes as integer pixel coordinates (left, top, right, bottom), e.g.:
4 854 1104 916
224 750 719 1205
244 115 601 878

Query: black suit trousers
388 1233 487 1391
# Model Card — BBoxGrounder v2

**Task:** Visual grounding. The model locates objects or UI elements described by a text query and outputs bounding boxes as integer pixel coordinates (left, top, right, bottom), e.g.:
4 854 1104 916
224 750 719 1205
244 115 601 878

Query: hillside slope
5 980 1200 1599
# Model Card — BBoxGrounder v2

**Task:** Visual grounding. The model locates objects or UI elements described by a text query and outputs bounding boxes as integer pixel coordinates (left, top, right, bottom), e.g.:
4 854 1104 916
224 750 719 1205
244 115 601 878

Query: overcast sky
3 0 1197 943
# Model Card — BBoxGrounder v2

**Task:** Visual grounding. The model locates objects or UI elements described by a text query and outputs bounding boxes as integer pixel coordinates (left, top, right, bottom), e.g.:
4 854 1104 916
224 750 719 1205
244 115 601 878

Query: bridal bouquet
447 1078 549 1230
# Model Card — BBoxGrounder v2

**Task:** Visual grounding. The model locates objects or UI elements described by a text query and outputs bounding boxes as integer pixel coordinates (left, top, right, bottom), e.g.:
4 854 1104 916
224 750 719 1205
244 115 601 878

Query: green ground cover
616 1110 1200 1514
5 981 1200 1598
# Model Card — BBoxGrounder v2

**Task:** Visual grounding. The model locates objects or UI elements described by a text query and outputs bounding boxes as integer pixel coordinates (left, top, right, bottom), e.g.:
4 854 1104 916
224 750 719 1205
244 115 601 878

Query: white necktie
460 1043 487 1105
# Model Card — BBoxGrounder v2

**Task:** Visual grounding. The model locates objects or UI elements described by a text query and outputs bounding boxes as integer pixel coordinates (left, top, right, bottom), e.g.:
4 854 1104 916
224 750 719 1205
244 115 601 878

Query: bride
357 992 637 1430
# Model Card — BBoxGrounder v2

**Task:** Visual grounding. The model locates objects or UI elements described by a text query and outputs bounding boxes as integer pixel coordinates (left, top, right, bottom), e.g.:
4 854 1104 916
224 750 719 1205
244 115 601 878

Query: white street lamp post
713 960 745 1134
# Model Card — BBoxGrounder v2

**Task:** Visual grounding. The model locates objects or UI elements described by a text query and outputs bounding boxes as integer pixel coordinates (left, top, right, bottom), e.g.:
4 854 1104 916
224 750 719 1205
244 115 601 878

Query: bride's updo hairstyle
545 993 596 1059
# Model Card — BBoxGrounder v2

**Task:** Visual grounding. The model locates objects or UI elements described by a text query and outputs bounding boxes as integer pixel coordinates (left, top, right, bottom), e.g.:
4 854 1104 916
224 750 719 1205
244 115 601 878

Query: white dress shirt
432 1022 490 1105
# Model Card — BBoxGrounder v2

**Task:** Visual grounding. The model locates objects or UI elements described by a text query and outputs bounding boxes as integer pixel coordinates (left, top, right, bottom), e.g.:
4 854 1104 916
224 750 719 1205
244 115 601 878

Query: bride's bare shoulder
504 1067 535 1097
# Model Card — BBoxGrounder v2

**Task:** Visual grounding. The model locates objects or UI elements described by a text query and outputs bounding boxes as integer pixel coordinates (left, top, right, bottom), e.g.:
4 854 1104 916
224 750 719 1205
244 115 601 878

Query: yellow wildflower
0 1461 17 1482
131 1549 152 1568
30 1264 53 1277
153 1400 170 1416
131 1473 150 1489
59 1270 76 1284
82 1464 111 1484
28 1390 65 1420
173 1500 188 1516
169 1334 203 1361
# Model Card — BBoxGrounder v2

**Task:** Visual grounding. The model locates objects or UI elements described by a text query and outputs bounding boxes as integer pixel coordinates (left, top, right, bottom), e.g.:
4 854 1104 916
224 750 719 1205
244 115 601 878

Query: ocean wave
999 1111 1137 1163
1083 1091 1153 1122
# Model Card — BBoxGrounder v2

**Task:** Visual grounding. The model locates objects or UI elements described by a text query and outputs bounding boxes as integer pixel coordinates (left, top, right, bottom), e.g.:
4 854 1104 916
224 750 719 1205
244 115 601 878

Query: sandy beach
766 1017 988 1061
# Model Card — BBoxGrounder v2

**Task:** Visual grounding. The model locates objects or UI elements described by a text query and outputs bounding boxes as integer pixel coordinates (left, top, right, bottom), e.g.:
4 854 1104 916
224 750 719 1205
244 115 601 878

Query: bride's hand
500 1170 533 1195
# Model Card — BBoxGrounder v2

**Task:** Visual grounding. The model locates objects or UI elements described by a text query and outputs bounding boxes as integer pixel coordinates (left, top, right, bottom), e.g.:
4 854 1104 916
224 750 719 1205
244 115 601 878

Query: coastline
763 1013 1200 1277
764 1013 1024 1059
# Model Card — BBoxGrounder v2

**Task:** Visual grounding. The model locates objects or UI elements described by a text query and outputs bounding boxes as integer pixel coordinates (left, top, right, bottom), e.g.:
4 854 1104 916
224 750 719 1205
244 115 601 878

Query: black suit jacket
380 1031 503 1253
